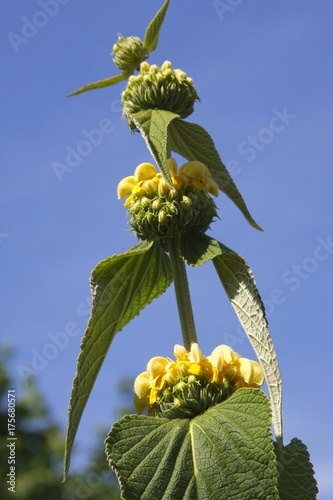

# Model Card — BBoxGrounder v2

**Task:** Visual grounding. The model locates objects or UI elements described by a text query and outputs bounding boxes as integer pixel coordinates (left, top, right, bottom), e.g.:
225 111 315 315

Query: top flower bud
122 61 199 129
112 35 148 72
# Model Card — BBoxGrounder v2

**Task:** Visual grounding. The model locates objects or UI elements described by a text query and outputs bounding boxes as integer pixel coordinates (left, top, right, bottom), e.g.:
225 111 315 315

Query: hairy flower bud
112 35 148 72
122 61 200 129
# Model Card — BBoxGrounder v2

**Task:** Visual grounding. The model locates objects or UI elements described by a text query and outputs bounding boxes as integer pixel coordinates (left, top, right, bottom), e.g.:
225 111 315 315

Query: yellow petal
188 363 202 376
189 177 206 192
149 388 159 406
207 177 219 197
147 356 169 380
248 360 264 385
179 161 210 181
117 176 136 199
207 346 224 372
134 393 149 414
188 343 205 363
236 358 253 383
174 344 188 360
134 163 157 182
134 371 151 399
152 373 166 392
209 345 237 366
237 358 264 385
167 157 178 177
124 193 135 208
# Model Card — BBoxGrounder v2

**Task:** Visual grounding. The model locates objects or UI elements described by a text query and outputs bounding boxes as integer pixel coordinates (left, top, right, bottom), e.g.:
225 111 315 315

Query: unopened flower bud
152 199 161 211
158 210 168 225
181 195 192 207
144 179 158 196
122 61 199 130
140 197 151 208
158 180 171 197
112 35 148 72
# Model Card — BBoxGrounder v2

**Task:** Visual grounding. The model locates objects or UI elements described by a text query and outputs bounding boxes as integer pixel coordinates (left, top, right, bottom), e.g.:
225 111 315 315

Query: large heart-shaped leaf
106 388 278 499
180 230 282 441
63 241 172 479
169 119 262 230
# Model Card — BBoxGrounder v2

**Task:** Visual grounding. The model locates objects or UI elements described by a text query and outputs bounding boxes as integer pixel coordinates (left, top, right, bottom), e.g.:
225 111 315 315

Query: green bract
128 187 217 241
152 379 234 419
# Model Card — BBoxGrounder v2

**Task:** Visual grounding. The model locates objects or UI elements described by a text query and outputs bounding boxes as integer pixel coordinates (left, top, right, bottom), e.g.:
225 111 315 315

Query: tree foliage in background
0 348 123 499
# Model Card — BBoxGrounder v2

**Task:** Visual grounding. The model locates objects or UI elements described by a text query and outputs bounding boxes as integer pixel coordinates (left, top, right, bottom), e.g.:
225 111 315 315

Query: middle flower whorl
117 158 219 241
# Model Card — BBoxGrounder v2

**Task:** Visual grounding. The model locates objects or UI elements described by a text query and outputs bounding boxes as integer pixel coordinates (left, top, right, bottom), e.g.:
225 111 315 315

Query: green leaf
179 229 230 267
180 230 283 441
274 439 318 499
130 109 180 184
168 119 263 230
106 388 278 499
143 0 171 52
63 241 172 479
66 71 128 97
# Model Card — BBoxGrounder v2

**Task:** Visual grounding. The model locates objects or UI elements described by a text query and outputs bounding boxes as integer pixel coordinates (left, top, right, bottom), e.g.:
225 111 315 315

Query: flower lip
117 158 219 205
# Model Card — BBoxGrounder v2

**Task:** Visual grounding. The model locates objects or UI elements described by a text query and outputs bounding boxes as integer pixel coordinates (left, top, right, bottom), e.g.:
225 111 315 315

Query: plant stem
168 236 197 350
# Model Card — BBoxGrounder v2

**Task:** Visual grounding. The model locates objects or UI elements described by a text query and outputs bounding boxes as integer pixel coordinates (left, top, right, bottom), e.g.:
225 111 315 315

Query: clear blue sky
1 1 333 496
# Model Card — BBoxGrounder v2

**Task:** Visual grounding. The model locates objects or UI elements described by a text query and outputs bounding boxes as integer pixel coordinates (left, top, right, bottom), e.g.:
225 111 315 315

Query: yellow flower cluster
117 158 219 208
134 343 263 416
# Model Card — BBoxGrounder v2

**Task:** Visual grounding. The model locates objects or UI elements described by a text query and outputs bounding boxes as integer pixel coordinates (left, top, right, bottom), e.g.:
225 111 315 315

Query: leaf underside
180 230 283 441
169 119 262 230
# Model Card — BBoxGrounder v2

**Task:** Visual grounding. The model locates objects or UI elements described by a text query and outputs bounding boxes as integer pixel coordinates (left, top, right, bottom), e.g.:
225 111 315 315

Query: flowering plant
63 2 317 498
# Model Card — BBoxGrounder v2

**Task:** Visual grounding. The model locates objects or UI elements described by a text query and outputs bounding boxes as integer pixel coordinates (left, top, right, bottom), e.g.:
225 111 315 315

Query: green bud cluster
112 35 148 72
127 187 217 242
122 61 199 129
152 376 234 419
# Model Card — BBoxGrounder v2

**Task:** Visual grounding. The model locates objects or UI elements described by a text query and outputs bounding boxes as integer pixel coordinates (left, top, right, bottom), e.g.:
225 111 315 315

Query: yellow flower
117 158 219 207
133 343 263 417
117 163 159 207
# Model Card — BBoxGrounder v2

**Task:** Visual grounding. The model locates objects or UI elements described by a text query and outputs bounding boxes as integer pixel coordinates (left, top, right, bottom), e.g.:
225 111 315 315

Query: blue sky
1 0 333 496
